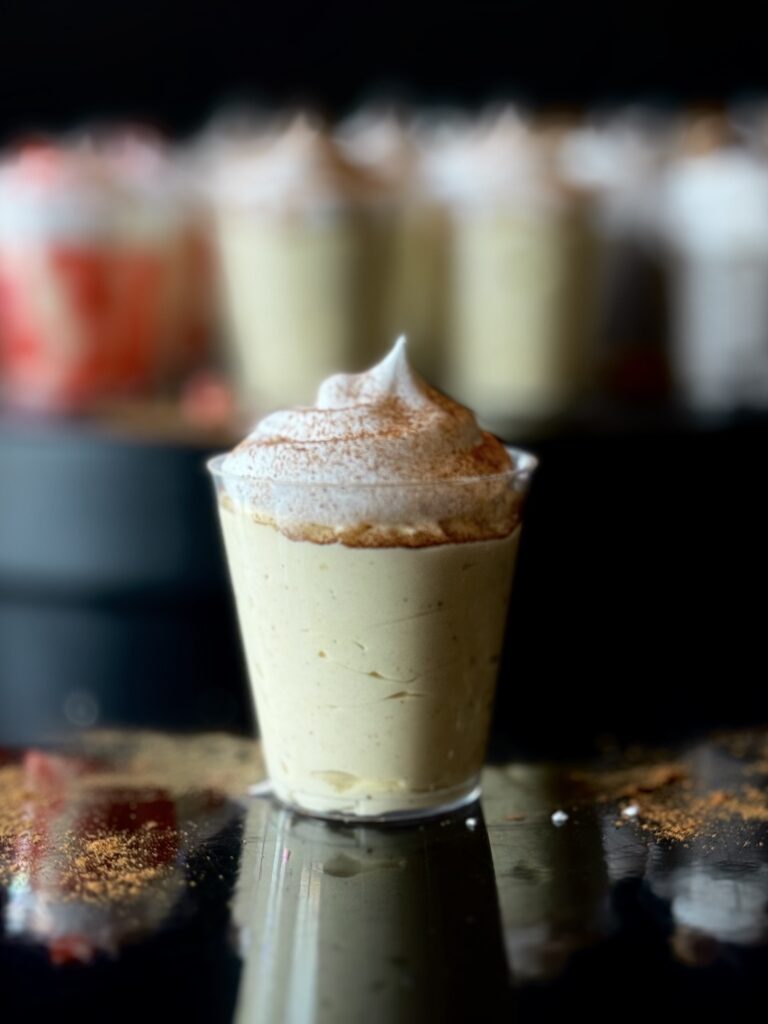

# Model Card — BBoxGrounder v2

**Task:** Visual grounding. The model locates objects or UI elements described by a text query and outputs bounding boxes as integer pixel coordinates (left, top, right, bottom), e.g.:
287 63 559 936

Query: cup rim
206 445 538 489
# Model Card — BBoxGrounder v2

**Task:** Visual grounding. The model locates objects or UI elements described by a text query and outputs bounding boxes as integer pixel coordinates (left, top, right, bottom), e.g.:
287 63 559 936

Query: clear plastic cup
209 447 536 822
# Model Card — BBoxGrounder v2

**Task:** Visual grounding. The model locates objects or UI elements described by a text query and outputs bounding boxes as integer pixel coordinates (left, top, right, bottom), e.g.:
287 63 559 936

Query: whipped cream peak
337 113 423 190
218 340 530 546
210 114 389 212
315 336 426 410
424 110 567 211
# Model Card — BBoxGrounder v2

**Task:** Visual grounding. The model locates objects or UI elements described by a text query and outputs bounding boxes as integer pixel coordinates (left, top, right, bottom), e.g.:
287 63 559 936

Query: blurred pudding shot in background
209 116 394 415
0 136 207 412
209 338 536 820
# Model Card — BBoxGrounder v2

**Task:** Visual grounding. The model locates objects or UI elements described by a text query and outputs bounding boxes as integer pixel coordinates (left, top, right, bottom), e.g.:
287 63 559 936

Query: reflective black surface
2 729 768 1022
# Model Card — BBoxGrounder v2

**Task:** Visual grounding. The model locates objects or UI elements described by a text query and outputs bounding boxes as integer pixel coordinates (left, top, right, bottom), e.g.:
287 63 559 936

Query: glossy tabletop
2 728 768 1022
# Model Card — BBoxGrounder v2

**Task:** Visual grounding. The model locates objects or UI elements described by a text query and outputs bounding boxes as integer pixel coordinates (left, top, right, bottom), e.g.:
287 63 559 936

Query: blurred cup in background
338 109 448 383
429 110 598 431
661 124 768 413
209 115 396 415
0 141 177 412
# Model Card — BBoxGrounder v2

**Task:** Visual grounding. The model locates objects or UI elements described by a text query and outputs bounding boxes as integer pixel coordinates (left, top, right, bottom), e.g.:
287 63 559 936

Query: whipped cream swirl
218 339 534 546
210 116 389 214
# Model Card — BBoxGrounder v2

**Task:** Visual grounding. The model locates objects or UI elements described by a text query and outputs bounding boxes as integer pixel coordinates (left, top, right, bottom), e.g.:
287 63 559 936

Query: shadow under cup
208 447 536 822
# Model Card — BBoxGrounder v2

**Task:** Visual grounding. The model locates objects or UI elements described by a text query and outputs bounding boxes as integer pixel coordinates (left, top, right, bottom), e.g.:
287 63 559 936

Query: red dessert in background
0 137 213 413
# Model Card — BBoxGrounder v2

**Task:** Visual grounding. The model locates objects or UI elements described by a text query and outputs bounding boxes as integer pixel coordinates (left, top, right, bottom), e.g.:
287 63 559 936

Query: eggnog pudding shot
210 116 394 412
210 339 535 820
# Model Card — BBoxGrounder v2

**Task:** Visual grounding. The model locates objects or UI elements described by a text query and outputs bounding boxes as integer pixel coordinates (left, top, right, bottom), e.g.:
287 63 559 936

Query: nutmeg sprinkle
0 732 265 908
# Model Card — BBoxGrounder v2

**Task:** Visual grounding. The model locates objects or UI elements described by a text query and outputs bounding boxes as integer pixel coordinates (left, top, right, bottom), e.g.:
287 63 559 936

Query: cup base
253 779 483 825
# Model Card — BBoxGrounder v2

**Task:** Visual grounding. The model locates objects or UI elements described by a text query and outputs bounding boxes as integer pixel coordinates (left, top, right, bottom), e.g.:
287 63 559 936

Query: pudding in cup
210 338 536 821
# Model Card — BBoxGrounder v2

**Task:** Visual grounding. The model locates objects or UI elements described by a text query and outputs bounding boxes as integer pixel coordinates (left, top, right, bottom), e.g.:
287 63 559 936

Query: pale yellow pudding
220 508 519 817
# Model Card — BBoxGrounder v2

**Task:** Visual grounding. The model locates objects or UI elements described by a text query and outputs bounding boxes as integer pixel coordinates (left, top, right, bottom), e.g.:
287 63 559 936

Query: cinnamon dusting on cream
217 338 534 546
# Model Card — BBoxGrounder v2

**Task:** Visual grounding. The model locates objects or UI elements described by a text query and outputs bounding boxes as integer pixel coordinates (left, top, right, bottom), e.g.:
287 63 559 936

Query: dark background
0 2 765 141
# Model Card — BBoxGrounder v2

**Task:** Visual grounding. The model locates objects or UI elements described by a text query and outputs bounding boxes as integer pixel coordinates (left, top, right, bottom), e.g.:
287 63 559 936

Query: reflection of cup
210 449 535 821
483 764 612 982
0 747 240 963
646 838 768 959
1 754 183 962
672 864 768 948
645 741 768 957
233 800 510 1023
